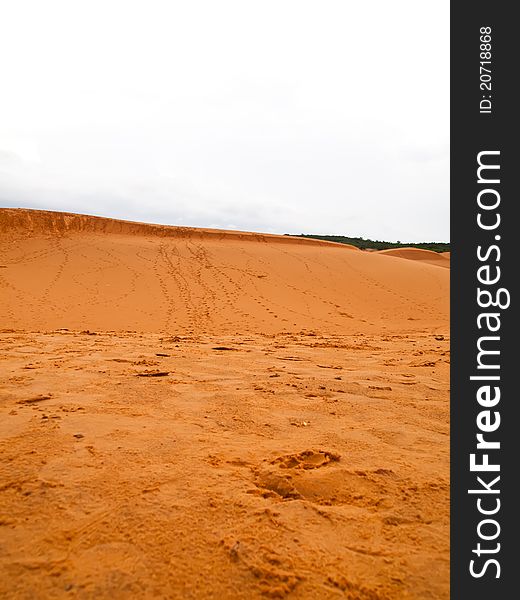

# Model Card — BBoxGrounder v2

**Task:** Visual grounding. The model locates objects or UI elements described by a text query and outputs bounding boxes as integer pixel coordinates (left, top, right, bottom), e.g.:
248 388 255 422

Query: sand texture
0 209 449 599
378 248 450 269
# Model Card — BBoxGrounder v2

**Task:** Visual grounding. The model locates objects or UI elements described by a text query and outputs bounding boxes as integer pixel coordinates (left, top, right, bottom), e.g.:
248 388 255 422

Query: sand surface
0 209 449 599
378 248 450 269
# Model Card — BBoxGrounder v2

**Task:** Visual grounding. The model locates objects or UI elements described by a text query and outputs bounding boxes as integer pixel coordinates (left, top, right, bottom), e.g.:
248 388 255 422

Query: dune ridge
378 247 450 268
0 208 358 248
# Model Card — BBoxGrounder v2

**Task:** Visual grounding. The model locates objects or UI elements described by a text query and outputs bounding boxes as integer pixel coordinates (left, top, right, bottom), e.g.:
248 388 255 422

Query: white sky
0 0 449 242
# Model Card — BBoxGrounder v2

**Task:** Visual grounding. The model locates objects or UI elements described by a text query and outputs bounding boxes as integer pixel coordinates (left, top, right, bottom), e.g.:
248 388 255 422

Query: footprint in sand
270 449 340 470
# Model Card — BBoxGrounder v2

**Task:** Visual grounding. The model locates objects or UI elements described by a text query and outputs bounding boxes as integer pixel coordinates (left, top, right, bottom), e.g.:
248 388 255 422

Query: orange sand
0 209 449 599
378 248 450 269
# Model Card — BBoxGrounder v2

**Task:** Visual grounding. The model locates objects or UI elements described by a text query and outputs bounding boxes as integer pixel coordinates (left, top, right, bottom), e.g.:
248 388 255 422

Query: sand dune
0 209 447 334
378 247 450 269
0 209 449 599
0 208 360 248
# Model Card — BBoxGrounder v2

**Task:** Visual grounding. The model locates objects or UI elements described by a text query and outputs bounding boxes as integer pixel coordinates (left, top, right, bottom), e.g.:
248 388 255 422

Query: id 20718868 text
479 26 492 114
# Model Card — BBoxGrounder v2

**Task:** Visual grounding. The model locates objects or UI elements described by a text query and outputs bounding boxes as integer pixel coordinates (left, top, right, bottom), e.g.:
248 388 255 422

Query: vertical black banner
451 2 517 598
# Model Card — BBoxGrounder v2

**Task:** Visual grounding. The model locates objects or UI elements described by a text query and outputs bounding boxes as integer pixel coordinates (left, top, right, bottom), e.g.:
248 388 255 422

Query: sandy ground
0 210 449 599
378 249 450 270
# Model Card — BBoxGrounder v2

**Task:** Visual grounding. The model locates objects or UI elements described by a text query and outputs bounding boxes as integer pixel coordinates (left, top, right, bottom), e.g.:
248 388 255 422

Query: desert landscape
0 208 449 599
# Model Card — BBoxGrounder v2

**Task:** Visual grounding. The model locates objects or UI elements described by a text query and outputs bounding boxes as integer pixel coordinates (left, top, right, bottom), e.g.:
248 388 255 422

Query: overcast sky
0 0 449 242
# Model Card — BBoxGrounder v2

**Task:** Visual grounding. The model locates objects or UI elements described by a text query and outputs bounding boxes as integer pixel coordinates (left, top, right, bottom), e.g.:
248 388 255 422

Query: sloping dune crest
0 209 448 334
1 208 359 248
378 247 450 269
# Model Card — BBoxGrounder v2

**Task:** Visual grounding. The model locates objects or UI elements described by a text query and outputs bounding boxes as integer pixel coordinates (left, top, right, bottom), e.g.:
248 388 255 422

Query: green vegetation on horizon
286 234 450 253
